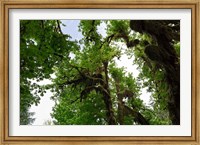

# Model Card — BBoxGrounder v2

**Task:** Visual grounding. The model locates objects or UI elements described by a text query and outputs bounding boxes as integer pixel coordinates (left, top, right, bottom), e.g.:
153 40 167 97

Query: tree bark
102 61 116 125
130 20 180 125
124 105 149 125
114 78 124 125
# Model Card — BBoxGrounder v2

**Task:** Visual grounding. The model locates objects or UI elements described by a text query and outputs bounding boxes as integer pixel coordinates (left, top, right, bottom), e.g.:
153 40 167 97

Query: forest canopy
20 20 180 125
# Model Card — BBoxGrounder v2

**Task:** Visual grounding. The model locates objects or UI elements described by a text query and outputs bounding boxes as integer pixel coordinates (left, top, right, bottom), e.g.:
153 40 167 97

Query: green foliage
106 20 130 35
20 20 180 125
20 20 78 124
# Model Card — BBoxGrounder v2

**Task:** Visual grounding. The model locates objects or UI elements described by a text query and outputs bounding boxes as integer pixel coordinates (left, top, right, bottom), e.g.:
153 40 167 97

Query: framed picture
0 0 199 144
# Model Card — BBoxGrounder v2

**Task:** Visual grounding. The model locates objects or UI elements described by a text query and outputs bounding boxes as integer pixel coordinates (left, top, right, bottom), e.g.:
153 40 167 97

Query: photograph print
20 20 180 125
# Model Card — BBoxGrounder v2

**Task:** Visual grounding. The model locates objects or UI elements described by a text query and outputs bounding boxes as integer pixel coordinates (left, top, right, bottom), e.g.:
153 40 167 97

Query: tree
20 20 180 125
129 20 180 124
20 20 79 124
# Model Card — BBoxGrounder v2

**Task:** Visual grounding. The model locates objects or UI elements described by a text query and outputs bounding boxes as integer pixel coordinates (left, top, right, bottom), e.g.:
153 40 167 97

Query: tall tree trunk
157 32 180 125
113 76 149 125
114 78 124 125
166 65 180 125
102 61 116 125
124 105 149 125
130 20 180 124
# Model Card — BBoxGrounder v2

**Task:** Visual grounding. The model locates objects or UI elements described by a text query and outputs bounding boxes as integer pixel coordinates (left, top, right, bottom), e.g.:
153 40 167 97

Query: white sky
29 79 55 125
29 20 151 125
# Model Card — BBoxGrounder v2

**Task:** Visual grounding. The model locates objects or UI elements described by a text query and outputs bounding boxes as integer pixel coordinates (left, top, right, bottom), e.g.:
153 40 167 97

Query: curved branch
124 105 149 125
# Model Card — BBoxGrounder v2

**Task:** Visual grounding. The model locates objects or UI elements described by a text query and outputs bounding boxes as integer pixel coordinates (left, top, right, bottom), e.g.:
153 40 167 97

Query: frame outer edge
0 1 2 144
197 1 200 145
0 0 199 4
1 1 6 145
2 1 9 145
5 2 9 143
192 2 197 143
1 0 200 145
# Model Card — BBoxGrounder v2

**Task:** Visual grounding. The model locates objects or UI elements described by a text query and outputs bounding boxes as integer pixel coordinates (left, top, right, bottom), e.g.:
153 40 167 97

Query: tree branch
56 20 63 34
124 105 149 125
